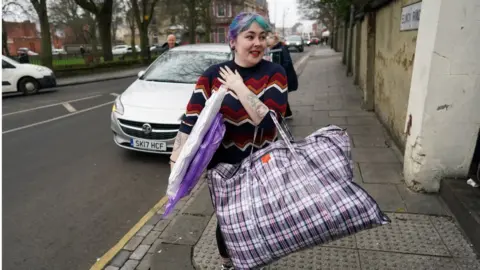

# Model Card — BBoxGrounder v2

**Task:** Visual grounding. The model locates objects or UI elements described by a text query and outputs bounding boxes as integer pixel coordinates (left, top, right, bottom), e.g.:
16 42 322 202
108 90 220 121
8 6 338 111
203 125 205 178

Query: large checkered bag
207 112 390 269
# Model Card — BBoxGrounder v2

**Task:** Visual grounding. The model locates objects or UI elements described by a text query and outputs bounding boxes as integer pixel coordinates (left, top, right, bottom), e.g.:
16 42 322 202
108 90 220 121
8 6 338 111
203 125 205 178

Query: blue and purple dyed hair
228 12 272 42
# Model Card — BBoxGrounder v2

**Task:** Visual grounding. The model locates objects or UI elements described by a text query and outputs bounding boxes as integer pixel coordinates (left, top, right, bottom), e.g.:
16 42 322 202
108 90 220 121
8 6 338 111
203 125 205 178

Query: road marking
294 52 312 71
110 93 119 97
89 196 169 270
2 94 102 116
3 100 114 134
62 102 77 113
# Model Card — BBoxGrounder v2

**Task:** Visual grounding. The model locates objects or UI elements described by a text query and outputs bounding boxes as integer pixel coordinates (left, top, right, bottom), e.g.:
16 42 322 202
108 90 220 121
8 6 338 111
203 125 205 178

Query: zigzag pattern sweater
179 59 288 167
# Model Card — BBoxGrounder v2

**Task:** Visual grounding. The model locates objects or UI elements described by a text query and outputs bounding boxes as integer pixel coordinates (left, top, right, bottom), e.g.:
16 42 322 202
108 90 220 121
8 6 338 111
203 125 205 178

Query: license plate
130 139 167 151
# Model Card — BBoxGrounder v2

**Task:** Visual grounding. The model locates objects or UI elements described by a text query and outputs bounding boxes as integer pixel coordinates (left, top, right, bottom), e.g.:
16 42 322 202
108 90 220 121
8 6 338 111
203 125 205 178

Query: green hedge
53 58 158 78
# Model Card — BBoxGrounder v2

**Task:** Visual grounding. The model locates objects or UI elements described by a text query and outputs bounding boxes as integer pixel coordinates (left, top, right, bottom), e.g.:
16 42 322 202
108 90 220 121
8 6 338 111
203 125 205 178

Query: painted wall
358 19 368 96
403 0 480 192
374 0 419 150
352 24 357 78
336 25 345 52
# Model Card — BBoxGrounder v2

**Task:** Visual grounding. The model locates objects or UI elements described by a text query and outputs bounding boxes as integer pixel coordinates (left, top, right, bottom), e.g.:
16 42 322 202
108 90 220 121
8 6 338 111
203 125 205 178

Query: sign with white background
400 1 422 31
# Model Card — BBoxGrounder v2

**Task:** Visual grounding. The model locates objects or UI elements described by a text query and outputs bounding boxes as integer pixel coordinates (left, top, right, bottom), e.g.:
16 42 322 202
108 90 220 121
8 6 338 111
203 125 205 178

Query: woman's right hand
218 66 246 94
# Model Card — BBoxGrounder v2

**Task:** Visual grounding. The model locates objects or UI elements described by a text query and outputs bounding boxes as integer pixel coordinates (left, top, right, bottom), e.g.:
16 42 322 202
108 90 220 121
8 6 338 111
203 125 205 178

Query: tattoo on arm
246 92 269 118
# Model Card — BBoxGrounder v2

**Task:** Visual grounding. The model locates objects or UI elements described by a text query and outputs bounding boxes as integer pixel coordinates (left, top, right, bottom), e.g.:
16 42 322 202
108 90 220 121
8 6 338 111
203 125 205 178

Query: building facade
211 0 271 43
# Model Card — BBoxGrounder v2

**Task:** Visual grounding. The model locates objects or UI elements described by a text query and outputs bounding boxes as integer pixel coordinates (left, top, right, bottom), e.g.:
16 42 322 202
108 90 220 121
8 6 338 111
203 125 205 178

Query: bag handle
247 111 309 179
269 111 310 178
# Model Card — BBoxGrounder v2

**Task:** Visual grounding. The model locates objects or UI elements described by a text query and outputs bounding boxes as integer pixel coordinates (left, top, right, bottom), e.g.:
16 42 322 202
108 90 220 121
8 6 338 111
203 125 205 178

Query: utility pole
274 1 277 32
282 8 289 37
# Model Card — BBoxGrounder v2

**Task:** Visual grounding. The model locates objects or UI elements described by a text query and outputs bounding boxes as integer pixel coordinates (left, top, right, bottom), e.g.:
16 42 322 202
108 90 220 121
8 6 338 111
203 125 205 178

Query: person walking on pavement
169 12 288 270
267 32 298 119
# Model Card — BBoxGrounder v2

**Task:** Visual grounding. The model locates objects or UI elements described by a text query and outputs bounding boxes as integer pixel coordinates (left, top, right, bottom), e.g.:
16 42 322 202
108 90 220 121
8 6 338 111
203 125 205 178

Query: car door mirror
138 70 145 78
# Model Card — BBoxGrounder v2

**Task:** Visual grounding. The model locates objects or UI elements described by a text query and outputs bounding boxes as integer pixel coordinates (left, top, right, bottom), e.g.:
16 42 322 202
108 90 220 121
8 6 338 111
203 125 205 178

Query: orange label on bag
261 154 271 164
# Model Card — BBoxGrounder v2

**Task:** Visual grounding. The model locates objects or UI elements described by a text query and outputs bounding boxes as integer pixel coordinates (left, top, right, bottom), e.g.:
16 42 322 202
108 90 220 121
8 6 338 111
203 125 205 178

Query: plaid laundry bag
207 112 390 269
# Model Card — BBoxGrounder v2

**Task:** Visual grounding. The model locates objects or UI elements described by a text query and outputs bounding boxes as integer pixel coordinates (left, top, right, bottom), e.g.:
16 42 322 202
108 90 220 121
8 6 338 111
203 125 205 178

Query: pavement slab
352 148 400 163
359 163 404 184
355 213 450 256
358 250 458 270
159 214 211 245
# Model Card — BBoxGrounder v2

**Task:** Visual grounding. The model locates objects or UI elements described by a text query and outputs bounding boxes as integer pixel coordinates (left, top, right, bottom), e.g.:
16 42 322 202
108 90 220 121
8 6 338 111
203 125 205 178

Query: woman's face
230 22 267 67
266 35 275 47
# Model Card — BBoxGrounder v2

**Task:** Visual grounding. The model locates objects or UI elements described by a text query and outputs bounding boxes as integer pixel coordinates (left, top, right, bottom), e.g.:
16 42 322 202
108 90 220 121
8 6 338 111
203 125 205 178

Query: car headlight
296 42 301 45
35 66 46 72
112 96 125 115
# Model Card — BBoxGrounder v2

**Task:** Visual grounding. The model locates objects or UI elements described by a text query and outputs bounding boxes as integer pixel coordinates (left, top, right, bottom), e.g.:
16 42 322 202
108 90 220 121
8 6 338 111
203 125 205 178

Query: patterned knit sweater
179 59 288 167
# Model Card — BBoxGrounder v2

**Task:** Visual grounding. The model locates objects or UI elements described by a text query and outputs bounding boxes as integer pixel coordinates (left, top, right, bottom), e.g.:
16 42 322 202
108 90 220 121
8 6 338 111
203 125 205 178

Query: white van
2 55 57 95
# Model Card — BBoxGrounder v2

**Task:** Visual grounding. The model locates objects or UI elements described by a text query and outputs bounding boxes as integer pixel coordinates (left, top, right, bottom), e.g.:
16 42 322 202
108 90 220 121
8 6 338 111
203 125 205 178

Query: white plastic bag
166 85 227 197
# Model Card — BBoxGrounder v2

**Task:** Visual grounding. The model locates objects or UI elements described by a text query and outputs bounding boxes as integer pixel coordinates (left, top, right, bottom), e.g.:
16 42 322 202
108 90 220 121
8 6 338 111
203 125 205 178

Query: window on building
218 27 226 43
217 3 226 17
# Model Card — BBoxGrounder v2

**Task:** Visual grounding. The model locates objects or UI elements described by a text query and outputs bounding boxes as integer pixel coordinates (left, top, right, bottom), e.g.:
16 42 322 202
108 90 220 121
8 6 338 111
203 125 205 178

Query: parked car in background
150 44 163 52
285 35 304 52
52 48 67 55
2 55 56 95
112 45 141 56
308 37 320 46
111 44 232 154
112 45 129 55
16 47 38 56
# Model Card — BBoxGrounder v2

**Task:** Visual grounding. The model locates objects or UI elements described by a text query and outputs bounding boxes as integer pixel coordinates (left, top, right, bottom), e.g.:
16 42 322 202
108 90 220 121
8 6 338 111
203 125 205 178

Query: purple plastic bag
163 113 225 217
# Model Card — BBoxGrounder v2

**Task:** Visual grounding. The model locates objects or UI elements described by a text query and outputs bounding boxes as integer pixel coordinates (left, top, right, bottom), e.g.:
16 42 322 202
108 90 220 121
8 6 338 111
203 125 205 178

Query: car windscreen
141 50 231 84
286 36 302 41
4 56 19 64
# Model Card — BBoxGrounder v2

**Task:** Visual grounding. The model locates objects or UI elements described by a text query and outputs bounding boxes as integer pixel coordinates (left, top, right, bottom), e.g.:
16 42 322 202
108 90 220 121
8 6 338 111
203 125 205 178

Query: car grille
118 119 180 130
118 119 179 140
120 126 177 140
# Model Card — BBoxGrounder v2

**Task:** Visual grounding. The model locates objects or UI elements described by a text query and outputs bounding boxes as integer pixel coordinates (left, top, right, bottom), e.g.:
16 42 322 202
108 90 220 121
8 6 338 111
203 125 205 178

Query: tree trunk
130 26 137 59
204 5 212 43
112 24 117 43
98 15 113 61
140 24 150 63
188 0 196 44
38 5 53 68
90 21 98 56
2 20 10 56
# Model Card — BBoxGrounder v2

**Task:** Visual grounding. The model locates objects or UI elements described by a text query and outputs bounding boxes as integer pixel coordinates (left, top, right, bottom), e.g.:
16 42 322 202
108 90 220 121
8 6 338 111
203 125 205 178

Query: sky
267 0 315 31
4 0 314 31
267 0 299 28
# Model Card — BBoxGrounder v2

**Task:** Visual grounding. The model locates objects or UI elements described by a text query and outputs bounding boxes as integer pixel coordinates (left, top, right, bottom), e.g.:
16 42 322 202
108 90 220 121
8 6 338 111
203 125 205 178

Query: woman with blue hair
170 12 288 269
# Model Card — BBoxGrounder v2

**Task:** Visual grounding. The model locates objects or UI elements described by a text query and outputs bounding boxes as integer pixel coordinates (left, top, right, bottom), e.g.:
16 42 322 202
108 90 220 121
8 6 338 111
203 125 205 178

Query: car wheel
299 47 304 53
18 77 39 95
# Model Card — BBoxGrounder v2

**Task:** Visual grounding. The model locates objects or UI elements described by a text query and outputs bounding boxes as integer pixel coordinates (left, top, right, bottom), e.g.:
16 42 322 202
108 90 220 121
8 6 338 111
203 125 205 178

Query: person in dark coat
160 34 180 53
267 32 298 119
18 52 30 64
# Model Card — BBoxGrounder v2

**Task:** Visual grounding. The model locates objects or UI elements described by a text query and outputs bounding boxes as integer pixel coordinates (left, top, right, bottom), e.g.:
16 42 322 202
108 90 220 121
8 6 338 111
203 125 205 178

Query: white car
110 44 232 154
52 48 67 55
112 45 129 55
17 47 39 56
112 45 141 55
2 55 56 95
